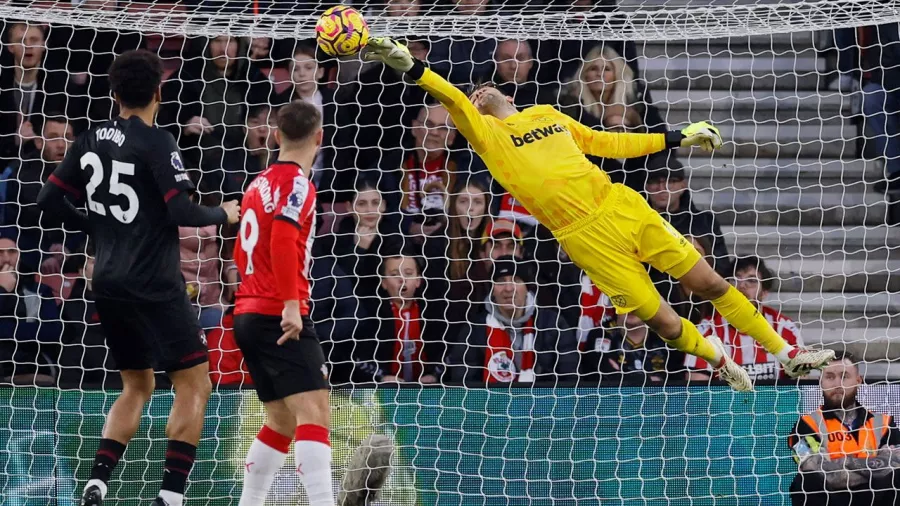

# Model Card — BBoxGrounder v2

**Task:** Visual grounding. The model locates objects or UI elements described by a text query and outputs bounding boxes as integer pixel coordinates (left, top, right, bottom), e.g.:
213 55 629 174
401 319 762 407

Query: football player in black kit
38 50 241 506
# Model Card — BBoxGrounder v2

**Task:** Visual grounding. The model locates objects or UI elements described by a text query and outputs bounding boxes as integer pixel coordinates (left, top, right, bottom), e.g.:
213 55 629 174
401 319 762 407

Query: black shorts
233 313 328 403
94 295 207 373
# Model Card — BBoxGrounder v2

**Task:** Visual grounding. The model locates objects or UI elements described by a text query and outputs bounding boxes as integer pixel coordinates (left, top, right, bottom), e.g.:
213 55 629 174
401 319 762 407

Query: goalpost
2 1 900 505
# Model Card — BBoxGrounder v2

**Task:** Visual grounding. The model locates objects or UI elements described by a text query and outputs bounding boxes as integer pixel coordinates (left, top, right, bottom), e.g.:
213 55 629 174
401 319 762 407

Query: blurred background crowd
0 0 892 388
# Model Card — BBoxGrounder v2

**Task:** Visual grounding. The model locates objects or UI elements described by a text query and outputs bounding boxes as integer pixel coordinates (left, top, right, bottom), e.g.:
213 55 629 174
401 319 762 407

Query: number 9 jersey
234 161 317 317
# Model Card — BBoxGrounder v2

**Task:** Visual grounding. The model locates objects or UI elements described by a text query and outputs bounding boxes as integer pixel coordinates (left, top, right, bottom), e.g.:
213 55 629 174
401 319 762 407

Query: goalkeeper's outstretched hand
680 121 723 152
363 37 414 72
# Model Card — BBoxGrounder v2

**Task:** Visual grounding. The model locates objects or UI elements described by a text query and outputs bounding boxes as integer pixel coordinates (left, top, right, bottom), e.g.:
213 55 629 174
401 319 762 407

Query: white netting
1 1 900 505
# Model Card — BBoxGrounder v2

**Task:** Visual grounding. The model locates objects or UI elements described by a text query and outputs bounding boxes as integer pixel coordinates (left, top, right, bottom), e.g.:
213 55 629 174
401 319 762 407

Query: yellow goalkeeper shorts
553 183 702 320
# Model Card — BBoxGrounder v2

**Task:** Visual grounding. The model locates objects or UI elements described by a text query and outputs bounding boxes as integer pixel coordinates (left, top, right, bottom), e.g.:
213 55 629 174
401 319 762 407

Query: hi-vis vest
801 409 890 459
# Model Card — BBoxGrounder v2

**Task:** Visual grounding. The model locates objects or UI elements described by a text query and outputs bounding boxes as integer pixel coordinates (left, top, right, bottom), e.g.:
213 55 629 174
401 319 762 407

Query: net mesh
1 1 899 504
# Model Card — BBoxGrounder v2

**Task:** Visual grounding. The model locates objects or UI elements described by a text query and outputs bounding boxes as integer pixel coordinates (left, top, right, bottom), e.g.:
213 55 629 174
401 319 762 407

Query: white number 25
81 151 140 224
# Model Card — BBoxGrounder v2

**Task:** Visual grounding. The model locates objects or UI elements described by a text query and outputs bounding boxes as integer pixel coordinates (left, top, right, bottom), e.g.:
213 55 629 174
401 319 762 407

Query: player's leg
81 299 158 506
81 369 155 505
629 289 752 391
240 400 294 506
158 361 212 506
153 296 213 506
234 314 333 506
284 388 334 506
675 256 835 377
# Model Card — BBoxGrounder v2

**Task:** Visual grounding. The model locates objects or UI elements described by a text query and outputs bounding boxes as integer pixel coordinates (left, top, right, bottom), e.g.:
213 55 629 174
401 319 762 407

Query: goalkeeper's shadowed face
469 85 514 116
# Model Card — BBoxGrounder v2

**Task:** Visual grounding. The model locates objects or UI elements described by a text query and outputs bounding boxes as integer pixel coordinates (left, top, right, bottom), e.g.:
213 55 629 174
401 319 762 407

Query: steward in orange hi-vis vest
790 408 894 461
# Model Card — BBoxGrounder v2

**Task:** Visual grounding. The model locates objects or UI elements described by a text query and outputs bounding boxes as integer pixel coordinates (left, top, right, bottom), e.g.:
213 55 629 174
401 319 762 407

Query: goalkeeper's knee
338 434 393 506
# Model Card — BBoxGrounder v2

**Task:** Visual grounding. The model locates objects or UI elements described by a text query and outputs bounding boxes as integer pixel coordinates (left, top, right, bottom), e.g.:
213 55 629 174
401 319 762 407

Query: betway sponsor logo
510 124 567 147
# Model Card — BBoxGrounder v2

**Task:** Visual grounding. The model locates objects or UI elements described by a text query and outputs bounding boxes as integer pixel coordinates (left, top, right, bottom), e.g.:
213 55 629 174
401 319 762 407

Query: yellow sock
710 285 791 356
663 318 723 365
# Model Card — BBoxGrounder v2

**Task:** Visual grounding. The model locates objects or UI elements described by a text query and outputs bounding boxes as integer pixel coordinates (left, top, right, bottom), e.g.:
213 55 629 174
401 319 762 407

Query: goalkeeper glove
680 121 723 152
362 37 414 72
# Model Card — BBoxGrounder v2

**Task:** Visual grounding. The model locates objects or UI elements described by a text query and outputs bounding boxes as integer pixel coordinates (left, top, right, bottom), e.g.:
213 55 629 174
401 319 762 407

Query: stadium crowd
3 1 863 389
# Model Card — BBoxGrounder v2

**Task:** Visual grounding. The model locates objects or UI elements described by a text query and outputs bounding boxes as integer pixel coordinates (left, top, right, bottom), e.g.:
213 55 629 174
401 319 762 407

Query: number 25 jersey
234 161 317 317
49 116 197 302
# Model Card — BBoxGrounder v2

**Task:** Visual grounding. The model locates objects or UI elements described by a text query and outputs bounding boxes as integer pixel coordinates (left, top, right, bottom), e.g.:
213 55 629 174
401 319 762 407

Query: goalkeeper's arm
565 116 723 158
364 38 491 153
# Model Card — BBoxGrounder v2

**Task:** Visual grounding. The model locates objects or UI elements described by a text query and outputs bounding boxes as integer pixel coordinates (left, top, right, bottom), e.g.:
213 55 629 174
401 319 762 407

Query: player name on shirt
95 126 126 146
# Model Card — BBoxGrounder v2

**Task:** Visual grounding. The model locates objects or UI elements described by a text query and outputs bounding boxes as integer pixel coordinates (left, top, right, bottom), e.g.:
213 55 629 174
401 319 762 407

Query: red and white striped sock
239 425 292 506
294 424 334 506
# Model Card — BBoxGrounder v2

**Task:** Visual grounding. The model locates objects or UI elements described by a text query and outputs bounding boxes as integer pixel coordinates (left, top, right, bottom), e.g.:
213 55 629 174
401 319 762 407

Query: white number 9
240 209 259 275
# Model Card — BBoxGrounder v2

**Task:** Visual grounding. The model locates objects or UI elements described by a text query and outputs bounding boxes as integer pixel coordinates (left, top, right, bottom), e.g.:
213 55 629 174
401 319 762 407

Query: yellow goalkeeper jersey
416 68 669 231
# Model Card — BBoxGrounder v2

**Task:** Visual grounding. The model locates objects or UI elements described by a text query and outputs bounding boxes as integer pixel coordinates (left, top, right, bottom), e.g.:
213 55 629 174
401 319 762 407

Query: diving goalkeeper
364 37 834 391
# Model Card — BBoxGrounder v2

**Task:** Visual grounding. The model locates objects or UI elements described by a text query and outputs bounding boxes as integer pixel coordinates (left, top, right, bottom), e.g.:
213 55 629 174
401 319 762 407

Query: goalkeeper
364 37 835 390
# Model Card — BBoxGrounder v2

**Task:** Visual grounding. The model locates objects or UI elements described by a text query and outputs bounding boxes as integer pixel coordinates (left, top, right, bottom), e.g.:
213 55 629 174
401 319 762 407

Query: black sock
89 438 127 484
160 440 197 496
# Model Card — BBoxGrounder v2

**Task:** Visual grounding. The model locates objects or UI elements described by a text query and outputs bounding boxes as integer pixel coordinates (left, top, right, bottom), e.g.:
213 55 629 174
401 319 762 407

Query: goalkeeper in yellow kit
364 37 834 390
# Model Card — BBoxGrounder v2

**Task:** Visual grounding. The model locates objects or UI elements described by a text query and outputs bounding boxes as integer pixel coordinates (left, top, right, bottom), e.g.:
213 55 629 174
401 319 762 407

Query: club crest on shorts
487 351 516 382
610 295 627 307
321 364 329 380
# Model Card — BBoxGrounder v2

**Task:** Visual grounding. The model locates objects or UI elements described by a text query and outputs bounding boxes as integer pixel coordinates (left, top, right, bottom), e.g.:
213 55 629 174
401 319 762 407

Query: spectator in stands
491 39 551 108
427 0 496 84
401 103 471 239
383 0 421 16
159 35 273 196
248 37 272 65
449 257 578 384
481 217 523 261
0 22 86 160
323 179 402 320
342 37 430 199
213 103 278 194
558 44 664 132
644 153 728 269
308 251 363 387
858 23 900 194
180 223 229 331
356 252 446 384
422 178 491 332
580 312 673 384
275 42 349 205
57 247 115 387
789 352 900 506
0 235 63 385
2 114 77 271
686 256 803 382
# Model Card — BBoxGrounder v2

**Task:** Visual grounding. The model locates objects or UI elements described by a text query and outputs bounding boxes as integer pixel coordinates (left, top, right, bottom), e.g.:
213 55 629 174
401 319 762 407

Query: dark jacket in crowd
449 294 578 384
309 254 362 386
57 276 114 387
158 39 274 174
0 273 63 379
319 216 403 320
0 52 87 162
1 155 77 269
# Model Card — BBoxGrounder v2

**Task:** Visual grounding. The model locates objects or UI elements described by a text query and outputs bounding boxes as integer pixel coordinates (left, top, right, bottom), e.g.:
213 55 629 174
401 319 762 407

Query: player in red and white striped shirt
232 101 333 506
686 256 803 381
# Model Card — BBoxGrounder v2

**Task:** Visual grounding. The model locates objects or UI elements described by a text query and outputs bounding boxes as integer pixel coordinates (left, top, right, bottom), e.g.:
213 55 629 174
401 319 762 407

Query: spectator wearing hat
481 218 525 260
355 251 447 384
644 153 729 270
448 256 579 384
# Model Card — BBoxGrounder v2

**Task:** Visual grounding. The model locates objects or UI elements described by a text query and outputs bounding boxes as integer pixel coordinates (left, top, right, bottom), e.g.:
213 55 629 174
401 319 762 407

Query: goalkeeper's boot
783 348 836 378
709 335 753 392
80 485 103 506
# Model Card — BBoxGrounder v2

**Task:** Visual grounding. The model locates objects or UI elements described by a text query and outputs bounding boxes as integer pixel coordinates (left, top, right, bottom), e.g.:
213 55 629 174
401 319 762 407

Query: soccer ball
315 5 369 57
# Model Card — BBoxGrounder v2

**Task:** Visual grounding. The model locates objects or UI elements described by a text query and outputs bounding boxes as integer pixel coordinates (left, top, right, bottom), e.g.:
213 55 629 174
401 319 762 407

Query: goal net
2 0 900 504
